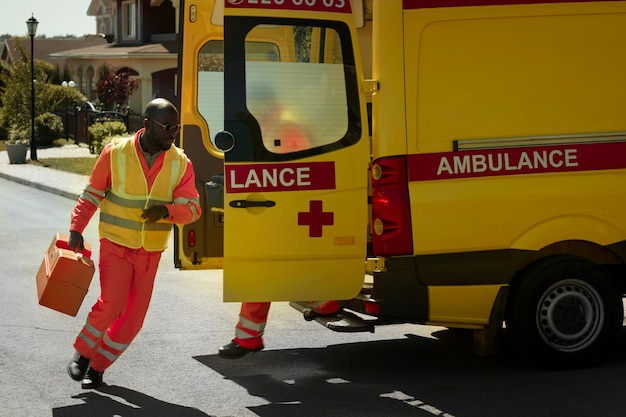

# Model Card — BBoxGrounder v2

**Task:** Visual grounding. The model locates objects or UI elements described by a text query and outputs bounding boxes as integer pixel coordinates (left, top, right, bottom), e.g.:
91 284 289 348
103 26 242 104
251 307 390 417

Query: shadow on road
194 328 626 417
52 385 214 417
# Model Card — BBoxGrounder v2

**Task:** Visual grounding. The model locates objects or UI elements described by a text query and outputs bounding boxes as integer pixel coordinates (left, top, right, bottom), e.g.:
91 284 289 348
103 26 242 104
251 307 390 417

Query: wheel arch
509 240 626 294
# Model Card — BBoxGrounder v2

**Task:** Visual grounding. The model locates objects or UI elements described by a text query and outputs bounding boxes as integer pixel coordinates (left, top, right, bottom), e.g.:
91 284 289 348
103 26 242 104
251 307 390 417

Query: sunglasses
150 119 180 134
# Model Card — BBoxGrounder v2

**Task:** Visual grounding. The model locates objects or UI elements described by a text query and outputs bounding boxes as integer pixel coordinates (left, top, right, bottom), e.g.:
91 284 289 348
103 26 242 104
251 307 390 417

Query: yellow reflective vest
99 137 187 251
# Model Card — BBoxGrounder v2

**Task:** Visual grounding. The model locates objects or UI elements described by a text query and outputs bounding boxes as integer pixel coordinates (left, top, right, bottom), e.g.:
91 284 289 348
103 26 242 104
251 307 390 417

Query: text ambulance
176 0 626 369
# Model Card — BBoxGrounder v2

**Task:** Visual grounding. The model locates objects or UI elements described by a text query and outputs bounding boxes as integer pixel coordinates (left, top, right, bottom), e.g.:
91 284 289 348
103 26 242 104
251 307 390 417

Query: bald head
141 98 180 154
144 98 178 120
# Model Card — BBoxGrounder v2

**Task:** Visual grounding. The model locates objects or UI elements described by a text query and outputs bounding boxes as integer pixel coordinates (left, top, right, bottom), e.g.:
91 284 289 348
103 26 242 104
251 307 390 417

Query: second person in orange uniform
219 300 342 358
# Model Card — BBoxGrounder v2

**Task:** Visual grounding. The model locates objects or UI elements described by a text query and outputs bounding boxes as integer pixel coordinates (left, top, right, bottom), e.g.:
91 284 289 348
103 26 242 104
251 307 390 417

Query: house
49 0 179 113
0 36 109 69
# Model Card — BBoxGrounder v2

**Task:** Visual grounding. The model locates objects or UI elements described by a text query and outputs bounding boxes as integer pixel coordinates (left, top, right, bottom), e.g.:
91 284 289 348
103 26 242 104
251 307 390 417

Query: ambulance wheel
506 255 622 369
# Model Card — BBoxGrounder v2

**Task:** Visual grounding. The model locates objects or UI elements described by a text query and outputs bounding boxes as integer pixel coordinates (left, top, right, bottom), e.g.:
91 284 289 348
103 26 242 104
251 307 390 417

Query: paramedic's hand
142 205 169 223
68 231 85 253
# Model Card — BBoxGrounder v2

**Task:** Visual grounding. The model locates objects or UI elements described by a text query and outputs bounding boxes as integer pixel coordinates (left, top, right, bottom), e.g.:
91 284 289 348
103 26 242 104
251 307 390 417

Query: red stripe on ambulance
226 161 336 193
408 141 626 181
225 0 352 13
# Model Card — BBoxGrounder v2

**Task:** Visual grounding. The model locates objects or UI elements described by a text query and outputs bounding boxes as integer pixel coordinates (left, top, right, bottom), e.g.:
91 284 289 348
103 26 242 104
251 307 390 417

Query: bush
7 124 29 144
35 112 64 147
96 66 139 111
88 120 128 154
0 109 7 141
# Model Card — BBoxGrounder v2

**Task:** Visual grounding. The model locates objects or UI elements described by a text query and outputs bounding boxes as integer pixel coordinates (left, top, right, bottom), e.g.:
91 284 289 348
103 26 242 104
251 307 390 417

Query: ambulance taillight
370 156 413 257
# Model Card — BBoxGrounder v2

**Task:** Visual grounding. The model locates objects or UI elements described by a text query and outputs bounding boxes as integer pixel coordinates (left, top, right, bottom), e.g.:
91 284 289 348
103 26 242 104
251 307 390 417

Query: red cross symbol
298 200 334 237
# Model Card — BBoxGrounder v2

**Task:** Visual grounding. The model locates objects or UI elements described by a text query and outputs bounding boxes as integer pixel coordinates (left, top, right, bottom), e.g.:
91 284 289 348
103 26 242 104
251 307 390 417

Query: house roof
50 40 178 60
1 36 109 66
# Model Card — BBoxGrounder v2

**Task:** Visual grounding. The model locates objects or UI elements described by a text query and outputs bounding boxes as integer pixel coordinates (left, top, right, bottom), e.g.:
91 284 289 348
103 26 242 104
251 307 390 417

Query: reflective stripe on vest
99 137 187 250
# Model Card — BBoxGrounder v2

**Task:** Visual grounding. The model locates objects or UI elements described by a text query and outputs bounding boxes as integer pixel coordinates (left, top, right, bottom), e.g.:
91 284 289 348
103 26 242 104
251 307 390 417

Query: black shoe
67 352 90 381
81 368 104 389
302 308 343 321
218 340 264 359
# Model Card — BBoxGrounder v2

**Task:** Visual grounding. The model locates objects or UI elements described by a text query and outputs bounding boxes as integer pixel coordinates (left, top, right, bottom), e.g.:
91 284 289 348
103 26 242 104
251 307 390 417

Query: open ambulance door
218 1 370 302
175 0 227 270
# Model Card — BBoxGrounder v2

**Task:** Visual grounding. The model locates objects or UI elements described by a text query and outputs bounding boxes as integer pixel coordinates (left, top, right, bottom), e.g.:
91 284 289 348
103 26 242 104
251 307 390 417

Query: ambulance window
197 40 279 143
245 25 352 155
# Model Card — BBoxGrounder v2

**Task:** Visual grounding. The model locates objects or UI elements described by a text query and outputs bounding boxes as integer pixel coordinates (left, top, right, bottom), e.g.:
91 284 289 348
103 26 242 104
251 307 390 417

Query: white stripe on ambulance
436 148 578 176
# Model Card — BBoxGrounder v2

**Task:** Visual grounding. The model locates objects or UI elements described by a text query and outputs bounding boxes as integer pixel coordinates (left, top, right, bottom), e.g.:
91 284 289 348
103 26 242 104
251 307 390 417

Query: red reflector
370 156 413 256
187 230 196 247
364 302 380 315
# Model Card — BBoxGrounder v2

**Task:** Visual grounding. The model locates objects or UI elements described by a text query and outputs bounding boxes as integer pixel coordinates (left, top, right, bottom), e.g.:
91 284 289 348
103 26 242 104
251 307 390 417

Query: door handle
229 200 276 208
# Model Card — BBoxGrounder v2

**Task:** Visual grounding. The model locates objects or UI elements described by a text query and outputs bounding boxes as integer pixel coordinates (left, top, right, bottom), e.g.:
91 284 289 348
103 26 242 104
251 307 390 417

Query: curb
0 171 80 201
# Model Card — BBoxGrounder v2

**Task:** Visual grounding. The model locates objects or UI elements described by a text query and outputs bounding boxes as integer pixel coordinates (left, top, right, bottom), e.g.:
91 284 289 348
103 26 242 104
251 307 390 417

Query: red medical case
36 233 95 316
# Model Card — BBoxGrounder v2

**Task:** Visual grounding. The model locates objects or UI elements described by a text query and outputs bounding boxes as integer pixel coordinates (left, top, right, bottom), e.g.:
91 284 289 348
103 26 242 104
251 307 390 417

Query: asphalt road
3 177 626 417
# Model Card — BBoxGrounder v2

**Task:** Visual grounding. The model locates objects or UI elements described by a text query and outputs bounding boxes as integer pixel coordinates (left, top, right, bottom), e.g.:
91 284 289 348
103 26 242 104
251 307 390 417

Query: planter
7 143 28 164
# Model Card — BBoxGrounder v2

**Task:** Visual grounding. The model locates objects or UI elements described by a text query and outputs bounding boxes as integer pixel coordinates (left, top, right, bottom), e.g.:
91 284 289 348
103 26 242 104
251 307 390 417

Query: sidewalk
0 143 94 200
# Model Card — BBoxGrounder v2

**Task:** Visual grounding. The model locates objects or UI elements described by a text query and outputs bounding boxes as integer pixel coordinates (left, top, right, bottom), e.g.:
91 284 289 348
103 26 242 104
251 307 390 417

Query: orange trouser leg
234 302 271 349
74 239 161 372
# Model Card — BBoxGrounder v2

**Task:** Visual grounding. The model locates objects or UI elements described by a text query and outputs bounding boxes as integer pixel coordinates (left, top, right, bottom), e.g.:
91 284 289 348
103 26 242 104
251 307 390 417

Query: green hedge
88 121 128 154
35 112 64 147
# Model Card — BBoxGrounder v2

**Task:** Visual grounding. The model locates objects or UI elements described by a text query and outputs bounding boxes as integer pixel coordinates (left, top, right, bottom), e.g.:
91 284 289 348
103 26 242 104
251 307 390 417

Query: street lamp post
61 80 76 141
27 15 38 161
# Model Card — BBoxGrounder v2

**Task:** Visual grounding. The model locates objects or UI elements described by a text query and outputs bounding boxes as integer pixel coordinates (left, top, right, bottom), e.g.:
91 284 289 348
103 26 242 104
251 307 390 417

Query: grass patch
2 138 96 176
36 157 96 176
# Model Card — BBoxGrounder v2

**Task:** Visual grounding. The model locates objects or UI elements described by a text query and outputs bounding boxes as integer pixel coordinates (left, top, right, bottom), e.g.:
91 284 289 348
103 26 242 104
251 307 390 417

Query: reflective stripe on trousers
232 300 340 349
234 302 271 349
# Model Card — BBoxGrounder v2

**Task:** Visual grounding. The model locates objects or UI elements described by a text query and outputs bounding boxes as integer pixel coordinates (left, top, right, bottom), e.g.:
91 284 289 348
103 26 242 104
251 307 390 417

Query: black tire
506 255 623 369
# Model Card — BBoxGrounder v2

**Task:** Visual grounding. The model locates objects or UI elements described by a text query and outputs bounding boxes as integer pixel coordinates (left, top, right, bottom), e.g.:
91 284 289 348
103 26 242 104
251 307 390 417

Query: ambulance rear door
218 1 370 302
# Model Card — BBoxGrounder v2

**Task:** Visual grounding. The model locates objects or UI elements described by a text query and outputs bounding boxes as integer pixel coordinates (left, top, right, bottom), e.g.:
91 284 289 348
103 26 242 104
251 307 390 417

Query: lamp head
26 15 38 37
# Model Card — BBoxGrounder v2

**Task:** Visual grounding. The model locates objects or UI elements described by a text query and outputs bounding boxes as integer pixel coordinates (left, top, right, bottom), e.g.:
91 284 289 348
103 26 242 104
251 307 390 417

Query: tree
0 39 86 142
95 65 139 110
0 59 84 129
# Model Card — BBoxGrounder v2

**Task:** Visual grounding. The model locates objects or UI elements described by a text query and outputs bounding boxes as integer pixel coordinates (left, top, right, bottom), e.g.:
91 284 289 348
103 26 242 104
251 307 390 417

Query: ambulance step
289 302 375 333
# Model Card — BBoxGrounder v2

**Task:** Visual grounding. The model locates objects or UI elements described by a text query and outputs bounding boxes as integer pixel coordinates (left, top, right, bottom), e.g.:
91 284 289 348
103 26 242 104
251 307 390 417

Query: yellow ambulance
177 0 626 369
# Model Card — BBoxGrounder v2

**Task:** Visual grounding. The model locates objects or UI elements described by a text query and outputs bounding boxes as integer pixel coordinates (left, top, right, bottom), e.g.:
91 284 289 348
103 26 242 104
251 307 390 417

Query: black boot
81 367 104 389
67 352 90 381
218 340 264 359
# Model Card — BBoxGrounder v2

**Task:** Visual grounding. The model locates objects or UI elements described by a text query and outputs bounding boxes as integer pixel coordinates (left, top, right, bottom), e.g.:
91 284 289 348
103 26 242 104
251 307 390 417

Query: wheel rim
536 278 605 352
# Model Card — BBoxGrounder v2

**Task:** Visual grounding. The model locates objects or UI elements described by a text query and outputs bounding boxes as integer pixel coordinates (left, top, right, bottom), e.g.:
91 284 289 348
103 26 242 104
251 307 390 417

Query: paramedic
66 98 202 388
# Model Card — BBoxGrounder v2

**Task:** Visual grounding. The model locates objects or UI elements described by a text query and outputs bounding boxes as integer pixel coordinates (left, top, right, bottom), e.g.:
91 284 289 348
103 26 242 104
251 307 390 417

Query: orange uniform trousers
73 238 161 372
234 300 341 349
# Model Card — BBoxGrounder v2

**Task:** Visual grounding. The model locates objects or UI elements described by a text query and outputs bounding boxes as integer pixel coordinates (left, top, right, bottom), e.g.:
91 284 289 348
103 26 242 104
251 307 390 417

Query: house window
122 1 137 40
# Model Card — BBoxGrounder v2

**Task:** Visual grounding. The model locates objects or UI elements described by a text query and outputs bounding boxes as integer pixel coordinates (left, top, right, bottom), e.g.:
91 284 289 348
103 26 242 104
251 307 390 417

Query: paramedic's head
143 98 180 152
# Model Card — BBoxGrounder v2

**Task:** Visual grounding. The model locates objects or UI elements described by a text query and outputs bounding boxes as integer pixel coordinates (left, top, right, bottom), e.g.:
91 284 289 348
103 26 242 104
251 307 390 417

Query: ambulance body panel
179 0 626 368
